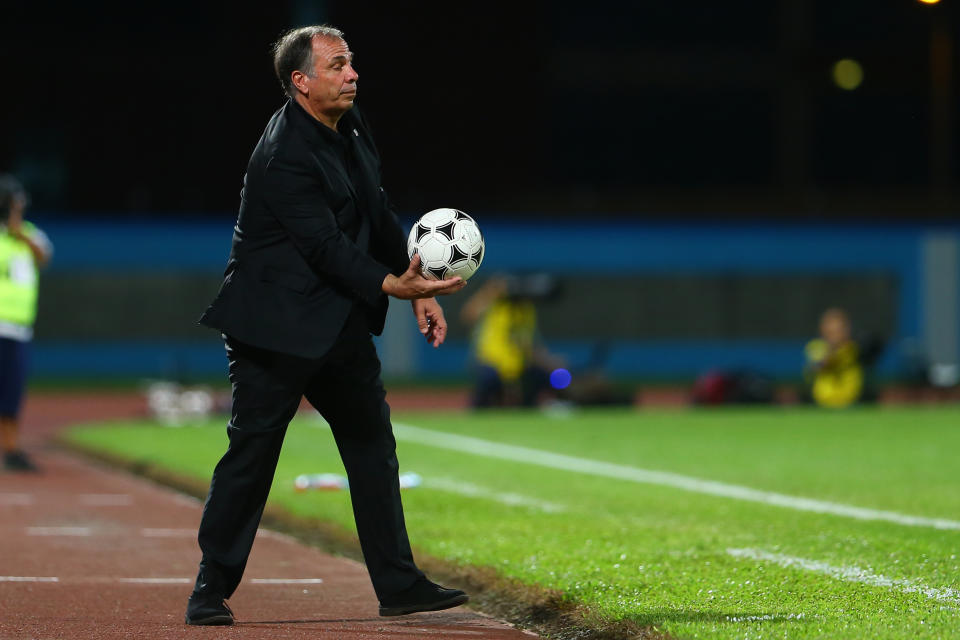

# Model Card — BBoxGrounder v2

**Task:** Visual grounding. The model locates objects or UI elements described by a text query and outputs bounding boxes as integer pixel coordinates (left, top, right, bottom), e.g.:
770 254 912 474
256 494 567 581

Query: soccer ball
407 208 485 281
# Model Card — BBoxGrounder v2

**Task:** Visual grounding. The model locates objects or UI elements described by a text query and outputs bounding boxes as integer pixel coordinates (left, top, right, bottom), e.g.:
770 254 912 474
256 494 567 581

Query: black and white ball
407 208 485 281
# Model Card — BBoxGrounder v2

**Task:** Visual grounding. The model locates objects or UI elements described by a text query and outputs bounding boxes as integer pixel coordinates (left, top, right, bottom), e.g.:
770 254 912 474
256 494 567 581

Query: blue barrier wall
27 215 960 380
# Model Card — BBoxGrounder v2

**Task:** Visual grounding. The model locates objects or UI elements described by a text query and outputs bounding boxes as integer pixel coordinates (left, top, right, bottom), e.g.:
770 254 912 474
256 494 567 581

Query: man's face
820 313 850 347
299 36 358 118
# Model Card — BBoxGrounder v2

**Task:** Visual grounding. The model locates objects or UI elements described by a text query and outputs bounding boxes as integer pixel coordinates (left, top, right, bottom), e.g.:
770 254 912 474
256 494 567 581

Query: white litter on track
391 422 960 531
727 547 960 606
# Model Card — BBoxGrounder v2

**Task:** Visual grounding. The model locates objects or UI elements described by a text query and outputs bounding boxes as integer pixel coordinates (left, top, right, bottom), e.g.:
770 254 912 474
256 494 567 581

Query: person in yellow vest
804 308 864 408
461 275 560 407
0 175 52 471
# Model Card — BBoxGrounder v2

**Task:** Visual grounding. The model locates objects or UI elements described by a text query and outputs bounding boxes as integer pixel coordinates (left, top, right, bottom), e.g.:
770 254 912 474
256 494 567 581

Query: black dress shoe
4 450 38 472
378 577 469 617
185 592 234 625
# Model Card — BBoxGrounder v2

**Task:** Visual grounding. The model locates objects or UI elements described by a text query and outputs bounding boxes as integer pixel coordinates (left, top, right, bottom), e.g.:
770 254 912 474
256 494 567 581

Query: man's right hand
382 254 466 300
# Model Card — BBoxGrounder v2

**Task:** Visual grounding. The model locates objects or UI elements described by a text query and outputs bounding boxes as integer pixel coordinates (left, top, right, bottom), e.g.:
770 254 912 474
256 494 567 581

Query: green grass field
66 406 960 639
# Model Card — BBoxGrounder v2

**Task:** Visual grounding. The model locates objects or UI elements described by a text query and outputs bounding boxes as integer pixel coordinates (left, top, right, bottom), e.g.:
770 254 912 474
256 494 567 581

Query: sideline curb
59 434 670 640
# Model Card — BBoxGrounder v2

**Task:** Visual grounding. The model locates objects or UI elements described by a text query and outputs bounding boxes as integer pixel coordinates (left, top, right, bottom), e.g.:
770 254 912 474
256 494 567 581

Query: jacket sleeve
264 156 390 307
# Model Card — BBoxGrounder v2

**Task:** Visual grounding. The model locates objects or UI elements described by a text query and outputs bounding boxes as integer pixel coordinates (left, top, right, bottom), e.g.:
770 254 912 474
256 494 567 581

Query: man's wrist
382 273 397 296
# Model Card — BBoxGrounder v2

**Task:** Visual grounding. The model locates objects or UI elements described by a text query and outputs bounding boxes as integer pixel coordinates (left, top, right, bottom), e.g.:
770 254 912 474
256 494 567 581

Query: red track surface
0 392 537 639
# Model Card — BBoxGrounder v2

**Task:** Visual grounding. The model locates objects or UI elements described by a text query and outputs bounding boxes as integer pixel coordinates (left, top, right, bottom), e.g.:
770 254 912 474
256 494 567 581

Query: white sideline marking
0 493 34 506
140 528 195 538
0 576 59 582
425 476 567 513
392 422 960 531
118 577 192 584
250 578 324 584
725 613 806 623
26 526 92 536
728 548 960 605
79 493 132 506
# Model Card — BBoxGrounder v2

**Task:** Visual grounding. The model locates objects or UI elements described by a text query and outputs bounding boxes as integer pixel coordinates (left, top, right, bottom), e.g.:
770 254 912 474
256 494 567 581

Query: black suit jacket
200 99 410 358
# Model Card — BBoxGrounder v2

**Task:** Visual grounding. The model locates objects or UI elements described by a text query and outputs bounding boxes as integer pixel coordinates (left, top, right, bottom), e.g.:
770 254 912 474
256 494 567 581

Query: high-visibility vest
0 222 41 328
474 299 538 382
805 338 864 408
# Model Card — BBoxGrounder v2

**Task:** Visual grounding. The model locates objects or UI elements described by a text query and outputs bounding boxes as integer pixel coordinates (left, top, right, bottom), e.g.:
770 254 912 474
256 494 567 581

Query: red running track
0 392 537 639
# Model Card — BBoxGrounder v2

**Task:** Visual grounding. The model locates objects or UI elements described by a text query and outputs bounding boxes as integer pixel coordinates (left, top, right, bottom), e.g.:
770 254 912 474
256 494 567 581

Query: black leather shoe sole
378 592 469 617
184 613 234 626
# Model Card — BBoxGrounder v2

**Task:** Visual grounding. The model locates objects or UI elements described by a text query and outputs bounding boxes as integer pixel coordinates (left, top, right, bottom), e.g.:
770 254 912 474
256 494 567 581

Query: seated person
460 276 559 408
804 308 865 408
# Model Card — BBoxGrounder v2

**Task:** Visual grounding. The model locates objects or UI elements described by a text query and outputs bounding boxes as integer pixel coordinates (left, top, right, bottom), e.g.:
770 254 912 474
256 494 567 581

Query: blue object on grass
550 368 572 390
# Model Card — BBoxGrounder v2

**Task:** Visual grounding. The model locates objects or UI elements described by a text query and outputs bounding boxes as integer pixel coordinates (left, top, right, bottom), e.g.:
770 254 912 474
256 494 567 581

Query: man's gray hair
272 25 345 97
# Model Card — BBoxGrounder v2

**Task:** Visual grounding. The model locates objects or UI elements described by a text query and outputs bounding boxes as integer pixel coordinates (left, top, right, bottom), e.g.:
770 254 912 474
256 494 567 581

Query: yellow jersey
473 299 537 381
805 339 863 408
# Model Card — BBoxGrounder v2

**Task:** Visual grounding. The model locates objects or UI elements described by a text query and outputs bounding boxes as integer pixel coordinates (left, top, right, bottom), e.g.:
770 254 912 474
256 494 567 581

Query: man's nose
346 64 359 83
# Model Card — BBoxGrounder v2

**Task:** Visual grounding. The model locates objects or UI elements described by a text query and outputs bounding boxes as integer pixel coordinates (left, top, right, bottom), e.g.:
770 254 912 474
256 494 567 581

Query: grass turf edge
59 433 671 640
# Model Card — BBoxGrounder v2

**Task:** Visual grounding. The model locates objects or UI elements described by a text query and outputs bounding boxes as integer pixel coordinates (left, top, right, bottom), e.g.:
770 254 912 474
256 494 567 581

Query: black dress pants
193 317 424 601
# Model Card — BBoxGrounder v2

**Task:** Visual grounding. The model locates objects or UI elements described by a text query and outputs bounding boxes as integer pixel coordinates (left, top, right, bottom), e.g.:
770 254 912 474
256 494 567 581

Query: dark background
1 0 957 218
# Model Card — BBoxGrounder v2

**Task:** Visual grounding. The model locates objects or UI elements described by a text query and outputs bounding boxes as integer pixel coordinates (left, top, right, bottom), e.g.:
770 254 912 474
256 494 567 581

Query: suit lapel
286 100 373 249
318 148 361 204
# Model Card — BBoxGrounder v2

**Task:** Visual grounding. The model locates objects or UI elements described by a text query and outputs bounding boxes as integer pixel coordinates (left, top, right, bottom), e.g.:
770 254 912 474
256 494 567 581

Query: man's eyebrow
329 53 353 64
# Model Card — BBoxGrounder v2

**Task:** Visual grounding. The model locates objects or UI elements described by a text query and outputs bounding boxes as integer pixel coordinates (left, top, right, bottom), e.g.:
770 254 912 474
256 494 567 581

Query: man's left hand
412 298 448 347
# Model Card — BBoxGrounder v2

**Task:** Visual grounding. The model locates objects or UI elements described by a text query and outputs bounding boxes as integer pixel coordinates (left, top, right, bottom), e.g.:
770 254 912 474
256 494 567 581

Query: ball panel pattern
407 208 485 281
417 236 448 263
434 221 456 241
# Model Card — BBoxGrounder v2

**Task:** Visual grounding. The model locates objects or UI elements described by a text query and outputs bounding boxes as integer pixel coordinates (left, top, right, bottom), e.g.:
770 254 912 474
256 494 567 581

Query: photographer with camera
461 275 562 408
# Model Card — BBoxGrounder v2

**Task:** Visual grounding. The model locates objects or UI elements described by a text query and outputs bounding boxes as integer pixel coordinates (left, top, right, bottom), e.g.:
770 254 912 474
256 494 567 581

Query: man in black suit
185 25 469 625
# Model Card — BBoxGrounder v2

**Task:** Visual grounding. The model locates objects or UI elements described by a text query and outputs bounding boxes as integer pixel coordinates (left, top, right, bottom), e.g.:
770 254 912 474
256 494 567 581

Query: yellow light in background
832 59 864 90
918 0 941 5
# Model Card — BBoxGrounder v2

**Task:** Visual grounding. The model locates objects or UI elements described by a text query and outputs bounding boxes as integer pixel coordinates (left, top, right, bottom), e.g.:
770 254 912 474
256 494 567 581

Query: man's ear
291 70 307 95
